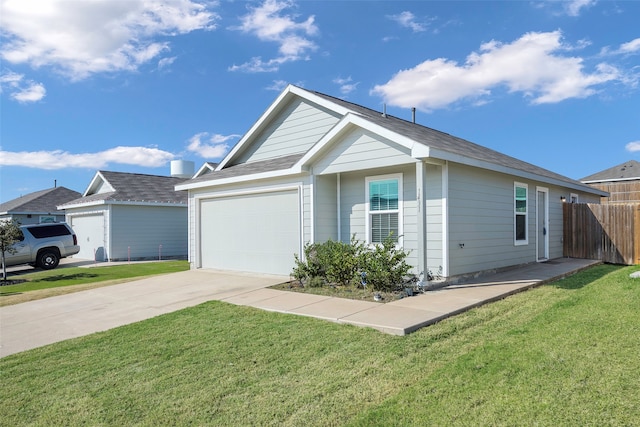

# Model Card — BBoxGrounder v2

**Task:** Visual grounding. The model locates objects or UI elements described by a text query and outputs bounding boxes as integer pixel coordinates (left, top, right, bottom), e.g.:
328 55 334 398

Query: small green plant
292 236 365 287
359 235 412 292
292 234 411 291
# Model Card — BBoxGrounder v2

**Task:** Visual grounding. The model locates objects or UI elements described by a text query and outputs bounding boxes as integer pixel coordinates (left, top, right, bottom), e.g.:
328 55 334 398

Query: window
514 182 528 245
570 193 579 203
26 224 71 239
366 174 402 244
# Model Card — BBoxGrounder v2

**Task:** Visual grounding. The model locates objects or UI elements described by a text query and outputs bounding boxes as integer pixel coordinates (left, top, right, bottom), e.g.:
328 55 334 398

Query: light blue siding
314 175 338 242
110 205 187 261
236 98 340 164
313 128 414 175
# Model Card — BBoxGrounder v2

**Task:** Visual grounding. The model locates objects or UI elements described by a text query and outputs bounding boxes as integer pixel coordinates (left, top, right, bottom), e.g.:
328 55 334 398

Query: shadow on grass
551 263 623 290
38 273 99 282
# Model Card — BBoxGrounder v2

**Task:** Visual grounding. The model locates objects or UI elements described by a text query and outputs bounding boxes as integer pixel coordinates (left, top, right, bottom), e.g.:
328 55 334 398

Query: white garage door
70 215 106 261
200 190 300 275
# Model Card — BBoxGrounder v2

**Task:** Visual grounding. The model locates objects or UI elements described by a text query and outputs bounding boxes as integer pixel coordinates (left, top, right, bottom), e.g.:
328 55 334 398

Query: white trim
514 181 529 246
582 177 639 184
570 193 579 204
442 162 449 277
309 175 315 244
536 186 549 262
61 200 186 209
175 168 304 191
365 173 403 244
337 173 341 242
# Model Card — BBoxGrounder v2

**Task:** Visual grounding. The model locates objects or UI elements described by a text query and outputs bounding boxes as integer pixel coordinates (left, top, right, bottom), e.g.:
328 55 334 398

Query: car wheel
37 250 60 270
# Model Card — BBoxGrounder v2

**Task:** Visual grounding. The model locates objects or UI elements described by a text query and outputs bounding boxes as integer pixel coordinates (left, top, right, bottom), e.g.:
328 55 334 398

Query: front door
537 188 549 261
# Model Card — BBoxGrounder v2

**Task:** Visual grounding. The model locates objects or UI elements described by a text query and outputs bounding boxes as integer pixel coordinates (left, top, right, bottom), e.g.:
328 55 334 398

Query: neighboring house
580 160 640 204
59 170 189 262
0 186 81 225
176 85 607 278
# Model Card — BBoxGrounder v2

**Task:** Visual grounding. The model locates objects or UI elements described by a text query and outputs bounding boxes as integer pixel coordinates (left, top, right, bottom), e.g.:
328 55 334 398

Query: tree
0 219 23 281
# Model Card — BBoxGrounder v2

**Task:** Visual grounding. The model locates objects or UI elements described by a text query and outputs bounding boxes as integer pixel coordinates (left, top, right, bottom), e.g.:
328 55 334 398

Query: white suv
5 223 80 270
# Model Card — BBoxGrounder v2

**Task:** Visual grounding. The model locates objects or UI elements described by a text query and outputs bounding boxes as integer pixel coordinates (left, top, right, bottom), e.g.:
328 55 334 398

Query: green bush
292 236 365 286
292 234 411 291
358 235 412 292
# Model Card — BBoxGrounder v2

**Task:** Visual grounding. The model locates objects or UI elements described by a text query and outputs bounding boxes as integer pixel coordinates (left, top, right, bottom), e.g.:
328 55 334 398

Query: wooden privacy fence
563 203 640 265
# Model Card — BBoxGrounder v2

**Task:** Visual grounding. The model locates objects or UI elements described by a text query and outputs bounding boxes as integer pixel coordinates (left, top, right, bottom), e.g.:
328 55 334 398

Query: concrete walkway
0 258 599 358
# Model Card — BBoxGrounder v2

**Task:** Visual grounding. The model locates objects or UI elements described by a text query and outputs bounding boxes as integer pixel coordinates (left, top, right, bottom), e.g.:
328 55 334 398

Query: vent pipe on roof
54 179 57 188
382 103 387 118
411 107 416 124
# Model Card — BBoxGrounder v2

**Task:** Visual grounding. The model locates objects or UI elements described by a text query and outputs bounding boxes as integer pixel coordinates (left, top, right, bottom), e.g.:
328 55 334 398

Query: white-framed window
514 182 528 245
570 193 579 203
365 174 403 244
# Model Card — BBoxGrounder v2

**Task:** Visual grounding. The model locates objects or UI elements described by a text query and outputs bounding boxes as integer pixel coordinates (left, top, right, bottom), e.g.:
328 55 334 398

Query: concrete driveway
0 269 288 358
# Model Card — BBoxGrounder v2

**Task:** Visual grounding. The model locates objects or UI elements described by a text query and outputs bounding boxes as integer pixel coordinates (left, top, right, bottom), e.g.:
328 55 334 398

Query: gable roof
60 171 188 209
580 160 640 183
0 186 81 215
177 85 606 196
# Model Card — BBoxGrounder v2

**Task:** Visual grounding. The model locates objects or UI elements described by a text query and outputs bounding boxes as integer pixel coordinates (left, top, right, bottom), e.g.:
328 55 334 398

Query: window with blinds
366 175 402 244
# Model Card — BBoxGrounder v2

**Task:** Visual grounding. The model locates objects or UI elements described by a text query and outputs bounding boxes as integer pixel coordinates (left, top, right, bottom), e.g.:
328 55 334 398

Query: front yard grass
1 264 639 425
0 261 189 306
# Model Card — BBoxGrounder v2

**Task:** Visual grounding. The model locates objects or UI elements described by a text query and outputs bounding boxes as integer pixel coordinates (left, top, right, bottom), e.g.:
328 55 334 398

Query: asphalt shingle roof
580 160 640 182
0 187 81 214
60 171 188 206
179 86 601 194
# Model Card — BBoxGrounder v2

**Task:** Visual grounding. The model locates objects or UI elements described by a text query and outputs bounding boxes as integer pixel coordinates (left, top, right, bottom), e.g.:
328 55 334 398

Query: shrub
292 234 411 291
358 235 412 292
292 236 365 287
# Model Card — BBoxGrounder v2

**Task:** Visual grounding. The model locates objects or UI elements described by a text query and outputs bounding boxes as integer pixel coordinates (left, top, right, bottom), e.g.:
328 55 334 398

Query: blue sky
1 0 638 202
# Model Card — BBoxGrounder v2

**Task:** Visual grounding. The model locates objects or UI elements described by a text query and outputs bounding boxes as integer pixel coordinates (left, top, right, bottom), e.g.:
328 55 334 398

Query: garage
69 214 106 261
199 190 300 275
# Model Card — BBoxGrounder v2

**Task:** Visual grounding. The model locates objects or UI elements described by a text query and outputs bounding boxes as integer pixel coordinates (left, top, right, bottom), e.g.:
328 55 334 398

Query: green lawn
0 261 189 305
1 264 639 426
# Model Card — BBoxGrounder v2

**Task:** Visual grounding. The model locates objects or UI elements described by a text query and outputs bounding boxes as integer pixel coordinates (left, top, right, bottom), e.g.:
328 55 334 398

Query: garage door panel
70 215 106 261
200 190 300 275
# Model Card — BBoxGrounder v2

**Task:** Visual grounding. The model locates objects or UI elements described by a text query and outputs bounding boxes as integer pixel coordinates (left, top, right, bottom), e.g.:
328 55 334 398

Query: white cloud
229 0 318 72
0 0 219 81
158 56 177 70
371 31 622 111
186 132 238 158
333 76 358 95
0 71 46 103
0 146 175 170
619 38 640 54
266 80 290 91
565 0 597 16
626 141 640 152
388 11 428 32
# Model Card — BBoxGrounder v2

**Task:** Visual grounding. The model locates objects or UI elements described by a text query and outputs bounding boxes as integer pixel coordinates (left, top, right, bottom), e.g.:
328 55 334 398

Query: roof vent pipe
382 103 387 118
411 107 416 123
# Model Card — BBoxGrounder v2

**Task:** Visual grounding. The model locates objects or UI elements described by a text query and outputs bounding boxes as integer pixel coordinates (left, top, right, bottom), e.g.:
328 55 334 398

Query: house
0 186 81 225
176 85 607 279
580 160 640 204
59 167 190 261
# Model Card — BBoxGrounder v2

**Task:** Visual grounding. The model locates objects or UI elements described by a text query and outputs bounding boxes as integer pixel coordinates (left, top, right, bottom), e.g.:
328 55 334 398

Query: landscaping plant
292 234 411 291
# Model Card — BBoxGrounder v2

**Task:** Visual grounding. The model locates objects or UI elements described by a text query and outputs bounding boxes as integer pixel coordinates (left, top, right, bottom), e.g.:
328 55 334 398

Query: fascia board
217 85 354 171
83 171 113 197
194 163 215 178
428 148 609 196
582 177 640 184
176 169 304 191
57 199 107 210
60 200 186 209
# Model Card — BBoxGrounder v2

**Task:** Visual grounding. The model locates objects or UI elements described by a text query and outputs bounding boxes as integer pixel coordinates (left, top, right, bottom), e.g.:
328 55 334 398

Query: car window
25 224 71 238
